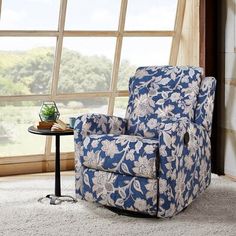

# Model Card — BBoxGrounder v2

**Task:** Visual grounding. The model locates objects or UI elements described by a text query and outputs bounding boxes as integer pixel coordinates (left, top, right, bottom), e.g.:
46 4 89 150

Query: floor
1 172 236 236
0 170 74 181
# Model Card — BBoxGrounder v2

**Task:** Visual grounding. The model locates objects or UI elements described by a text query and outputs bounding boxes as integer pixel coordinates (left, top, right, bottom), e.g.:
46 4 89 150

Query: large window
0 0 187 174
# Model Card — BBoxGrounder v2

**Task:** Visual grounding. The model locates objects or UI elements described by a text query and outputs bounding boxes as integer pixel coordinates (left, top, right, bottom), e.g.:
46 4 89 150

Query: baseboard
0 159 74 177
225 174 236 182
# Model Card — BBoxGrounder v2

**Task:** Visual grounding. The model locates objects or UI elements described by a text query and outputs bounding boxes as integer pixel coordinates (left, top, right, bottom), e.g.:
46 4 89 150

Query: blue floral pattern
126 66 203 137
74 66 216 218
74 113 127 140
195 77 217 135
80 134 158 178
82 168 157 215
157 118 212 217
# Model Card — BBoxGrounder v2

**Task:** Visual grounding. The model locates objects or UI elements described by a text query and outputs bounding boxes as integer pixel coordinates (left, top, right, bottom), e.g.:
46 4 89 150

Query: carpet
0 173 236 236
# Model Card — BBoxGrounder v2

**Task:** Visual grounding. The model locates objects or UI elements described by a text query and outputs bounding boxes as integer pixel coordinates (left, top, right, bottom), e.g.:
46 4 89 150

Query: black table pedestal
41 135 77 205
38 194 77 205
55 134 61 197
28 126 77 205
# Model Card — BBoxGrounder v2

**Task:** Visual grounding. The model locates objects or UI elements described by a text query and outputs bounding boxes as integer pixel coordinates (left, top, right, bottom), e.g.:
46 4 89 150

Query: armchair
74 66 216 217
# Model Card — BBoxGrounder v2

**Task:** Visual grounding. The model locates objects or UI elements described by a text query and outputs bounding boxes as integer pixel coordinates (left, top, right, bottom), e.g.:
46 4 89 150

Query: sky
0 0 177 66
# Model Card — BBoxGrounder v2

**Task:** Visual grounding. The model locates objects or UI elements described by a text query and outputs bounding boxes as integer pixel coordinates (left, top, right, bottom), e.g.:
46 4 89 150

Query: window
65 0 120 30
0 37 56 95
0 101 46 157
118 37 172 89
125 0 177 30
0 0 187 174
0 0 60 30
58 37 116 93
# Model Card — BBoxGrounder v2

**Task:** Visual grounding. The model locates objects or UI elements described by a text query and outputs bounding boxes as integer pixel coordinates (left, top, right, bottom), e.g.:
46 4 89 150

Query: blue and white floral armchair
74 66 216 218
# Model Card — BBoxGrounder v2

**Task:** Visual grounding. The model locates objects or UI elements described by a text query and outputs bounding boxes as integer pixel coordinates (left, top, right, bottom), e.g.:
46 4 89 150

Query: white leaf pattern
135 141 143 153
134 180 143 194
84 173 90 187
116 198 124 206
118 188 127 199
159 77 170 85
163 131 172 148
121 163 130 174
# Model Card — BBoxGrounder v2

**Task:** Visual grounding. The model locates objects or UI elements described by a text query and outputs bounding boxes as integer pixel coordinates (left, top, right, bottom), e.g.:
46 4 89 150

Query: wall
222 0 236 177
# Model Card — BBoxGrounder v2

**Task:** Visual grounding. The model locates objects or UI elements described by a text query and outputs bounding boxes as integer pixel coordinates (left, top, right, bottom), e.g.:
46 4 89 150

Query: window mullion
45 137 52 160
51 0 67 99
0 31 59 36
46 0 67 158
169 0 186 65
0 0 2 18
123 31 174 37
107 0 128 116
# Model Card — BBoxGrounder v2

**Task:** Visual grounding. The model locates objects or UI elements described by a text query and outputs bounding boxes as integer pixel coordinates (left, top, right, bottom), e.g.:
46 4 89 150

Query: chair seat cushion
80 134 159 179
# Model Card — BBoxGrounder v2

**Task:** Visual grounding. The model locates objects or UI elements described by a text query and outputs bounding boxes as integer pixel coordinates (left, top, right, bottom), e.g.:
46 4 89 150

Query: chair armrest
74 113 127 197
74 113 127 139
157 118 211 218
194 76 217 136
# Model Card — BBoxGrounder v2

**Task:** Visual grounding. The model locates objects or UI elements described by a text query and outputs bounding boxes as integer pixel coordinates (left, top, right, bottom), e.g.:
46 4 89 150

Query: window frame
0 0 185 175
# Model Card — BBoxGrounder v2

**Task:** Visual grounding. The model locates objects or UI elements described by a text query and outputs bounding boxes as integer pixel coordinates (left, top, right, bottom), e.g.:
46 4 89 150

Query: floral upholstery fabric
81 168 158 215
126 66 203 138
157 118 211 217
74 66 216 218
80 134 158 179
195 77 217 135
74 113 127 141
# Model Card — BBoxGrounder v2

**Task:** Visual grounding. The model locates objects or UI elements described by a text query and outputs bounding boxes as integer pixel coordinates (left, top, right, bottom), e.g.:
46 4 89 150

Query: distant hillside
0 51 24 68
0 47 135 96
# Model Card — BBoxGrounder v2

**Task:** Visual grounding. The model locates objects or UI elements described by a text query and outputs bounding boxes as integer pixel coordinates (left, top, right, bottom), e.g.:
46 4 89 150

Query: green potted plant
39 101 60 122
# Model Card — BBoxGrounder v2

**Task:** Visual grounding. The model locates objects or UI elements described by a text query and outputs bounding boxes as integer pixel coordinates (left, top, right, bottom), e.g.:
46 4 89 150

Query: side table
28 126 77 205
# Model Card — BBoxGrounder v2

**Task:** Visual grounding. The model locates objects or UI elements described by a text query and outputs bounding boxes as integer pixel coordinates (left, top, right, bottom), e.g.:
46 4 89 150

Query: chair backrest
125 65 203 138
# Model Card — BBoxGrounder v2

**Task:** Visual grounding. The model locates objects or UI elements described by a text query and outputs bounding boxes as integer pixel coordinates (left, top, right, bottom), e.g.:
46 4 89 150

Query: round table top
28 126 74 136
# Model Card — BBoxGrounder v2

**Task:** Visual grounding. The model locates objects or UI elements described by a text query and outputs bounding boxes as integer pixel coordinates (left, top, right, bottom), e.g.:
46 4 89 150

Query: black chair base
105 206 156 218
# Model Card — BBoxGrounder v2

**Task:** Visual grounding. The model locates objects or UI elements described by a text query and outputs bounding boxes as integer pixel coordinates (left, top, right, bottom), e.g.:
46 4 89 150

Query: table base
38 194 77 205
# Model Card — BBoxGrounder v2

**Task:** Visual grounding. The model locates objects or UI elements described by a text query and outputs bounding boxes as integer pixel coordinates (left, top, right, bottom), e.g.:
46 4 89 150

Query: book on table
35 120 72 131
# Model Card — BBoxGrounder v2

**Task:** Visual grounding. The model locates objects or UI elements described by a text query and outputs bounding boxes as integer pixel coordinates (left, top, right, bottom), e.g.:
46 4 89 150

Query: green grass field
0 100 127 157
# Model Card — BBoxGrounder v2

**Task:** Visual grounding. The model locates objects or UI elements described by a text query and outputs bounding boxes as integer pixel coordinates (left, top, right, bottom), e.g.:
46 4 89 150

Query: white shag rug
0 173 236 236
